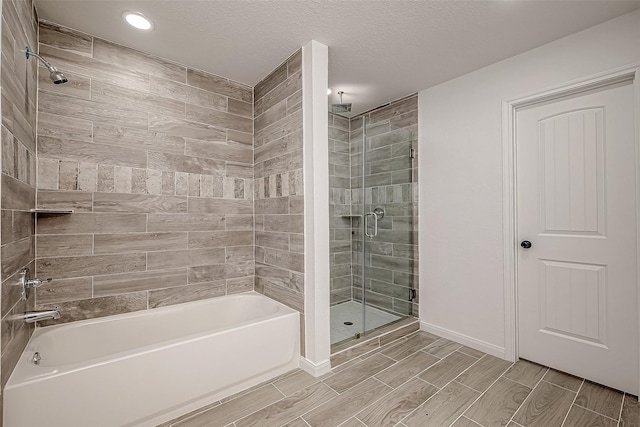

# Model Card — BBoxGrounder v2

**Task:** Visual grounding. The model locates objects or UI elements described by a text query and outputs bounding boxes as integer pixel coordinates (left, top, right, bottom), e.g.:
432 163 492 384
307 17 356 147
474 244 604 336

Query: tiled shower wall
328 113 352 304
350 95 419 317
253 51 305 350
33 22 255 323
0 0 38 396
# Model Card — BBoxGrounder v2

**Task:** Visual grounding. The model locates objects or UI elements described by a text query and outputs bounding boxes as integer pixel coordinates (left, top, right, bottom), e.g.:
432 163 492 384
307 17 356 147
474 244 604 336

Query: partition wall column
301 40 331 376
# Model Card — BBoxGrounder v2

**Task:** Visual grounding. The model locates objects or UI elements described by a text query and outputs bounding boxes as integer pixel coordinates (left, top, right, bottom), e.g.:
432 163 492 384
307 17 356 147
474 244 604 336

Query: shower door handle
364 212 378 238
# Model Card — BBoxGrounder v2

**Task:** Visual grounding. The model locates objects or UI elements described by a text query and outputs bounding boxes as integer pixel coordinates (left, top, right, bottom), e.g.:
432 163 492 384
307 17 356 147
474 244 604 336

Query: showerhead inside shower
25 46 68 84
331 91 352 114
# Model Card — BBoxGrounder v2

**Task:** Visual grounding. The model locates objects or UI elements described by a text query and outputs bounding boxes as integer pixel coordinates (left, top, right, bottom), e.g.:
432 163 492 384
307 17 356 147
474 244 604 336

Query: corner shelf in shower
29 209 74 214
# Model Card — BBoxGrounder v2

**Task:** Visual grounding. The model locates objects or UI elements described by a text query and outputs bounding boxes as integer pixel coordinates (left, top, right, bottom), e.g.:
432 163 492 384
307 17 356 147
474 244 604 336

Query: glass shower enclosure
329 111 417 349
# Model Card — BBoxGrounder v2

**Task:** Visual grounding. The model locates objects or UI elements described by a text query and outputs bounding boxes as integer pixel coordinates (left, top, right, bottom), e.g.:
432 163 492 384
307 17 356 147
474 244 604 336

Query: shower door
328 110 416 347
352 115 416 337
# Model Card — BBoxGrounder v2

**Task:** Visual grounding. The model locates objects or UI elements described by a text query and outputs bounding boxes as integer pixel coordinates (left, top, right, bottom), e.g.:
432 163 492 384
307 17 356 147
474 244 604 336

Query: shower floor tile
330 301 401 344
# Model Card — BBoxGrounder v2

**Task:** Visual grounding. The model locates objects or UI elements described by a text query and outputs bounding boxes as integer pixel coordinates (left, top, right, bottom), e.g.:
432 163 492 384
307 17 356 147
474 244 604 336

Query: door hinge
409 148 416 159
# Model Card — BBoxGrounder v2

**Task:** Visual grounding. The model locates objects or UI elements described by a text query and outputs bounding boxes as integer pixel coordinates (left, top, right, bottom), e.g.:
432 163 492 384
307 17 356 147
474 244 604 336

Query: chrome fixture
331 91 352 114
373 206 385 221
364 207 385 238
364 211 378 238
19 268 52 300
24 46 68 84
22 308 61 324
32 352 41 365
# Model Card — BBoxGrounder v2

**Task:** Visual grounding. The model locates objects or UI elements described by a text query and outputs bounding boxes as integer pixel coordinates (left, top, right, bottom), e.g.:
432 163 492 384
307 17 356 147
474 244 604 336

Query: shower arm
24 46 58 72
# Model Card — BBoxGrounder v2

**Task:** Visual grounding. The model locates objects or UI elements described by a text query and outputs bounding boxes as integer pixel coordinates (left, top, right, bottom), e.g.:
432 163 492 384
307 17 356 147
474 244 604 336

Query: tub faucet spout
22 308 61 323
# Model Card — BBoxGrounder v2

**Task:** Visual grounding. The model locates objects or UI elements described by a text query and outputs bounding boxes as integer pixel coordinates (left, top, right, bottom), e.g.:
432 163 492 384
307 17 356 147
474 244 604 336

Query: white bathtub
3 292 300 427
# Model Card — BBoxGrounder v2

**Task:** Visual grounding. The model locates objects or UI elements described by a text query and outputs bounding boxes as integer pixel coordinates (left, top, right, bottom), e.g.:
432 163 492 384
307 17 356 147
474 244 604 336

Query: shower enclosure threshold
330 315 419 356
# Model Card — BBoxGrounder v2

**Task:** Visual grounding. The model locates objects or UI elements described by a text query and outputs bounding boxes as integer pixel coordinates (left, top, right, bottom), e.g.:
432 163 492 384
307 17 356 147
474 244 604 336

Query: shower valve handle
19 268 52 301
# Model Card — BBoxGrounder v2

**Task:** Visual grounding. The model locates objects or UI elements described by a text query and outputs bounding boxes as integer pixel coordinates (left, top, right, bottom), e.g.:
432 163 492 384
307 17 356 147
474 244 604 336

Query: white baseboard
299 356 331 377
421 321 506 359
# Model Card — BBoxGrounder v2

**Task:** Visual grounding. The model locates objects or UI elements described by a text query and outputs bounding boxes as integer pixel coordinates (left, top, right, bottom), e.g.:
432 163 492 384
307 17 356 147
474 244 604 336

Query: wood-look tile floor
159 331 639 427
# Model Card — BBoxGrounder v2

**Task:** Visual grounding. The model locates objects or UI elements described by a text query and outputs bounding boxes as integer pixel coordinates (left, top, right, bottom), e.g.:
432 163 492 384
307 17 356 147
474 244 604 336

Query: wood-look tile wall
0 0 38 398
34 22 255 324
0 0 39 400
328 113 352 305
350 95 419 317
253 51 304 341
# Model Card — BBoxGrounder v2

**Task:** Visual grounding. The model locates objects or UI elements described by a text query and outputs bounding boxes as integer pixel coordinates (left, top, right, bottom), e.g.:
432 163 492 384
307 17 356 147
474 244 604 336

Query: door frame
501 65 640 392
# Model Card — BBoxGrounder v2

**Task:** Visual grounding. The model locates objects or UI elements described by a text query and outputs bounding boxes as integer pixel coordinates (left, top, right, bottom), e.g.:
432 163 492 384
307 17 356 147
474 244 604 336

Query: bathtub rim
34 291 288 333
7 291 298 384
4 291 301 427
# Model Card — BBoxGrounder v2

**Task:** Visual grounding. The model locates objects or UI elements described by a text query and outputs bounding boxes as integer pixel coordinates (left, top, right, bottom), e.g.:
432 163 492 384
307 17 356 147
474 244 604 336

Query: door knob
520 240 532 249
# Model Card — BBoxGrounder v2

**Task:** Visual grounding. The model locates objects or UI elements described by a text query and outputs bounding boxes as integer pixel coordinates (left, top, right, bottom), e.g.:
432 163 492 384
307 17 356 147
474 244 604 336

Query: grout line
355 367 432 418
415 376 441 390
374 350 438 382
421 337 446 352
456 347 484 360
559 379 584 427
397 379 440 424
341 376 398 418
292 388 344 424
572 404 621 422
461 416 483 426
539 378 582 393
271 382 286 397
448 360 516 427
352 416 368 426
229 390 290 426
222 381 282 407
454 379 484 393
617 393 625 424
397 351 488 425
506 365 554 426
501 367 549 390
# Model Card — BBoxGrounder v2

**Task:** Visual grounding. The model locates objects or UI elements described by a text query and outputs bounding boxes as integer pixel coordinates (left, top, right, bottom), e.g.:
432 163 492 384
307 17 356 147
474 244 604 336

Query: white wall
418 10 640 357
302 40 331 376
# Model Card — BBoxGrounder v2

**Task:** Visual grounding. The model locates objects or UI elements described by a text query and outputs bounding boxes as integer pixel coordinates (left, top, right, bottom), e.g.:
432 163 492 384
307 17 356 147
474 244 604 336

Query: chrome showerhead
24 46 68 84
331 91 352 114
49 69 68 85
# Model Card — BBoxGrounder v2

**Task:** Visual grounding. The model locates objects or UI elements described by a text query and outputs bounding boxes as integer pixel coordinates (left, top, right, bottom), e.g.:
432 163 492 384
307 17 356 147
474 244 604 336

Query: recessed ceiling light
123 12 153 30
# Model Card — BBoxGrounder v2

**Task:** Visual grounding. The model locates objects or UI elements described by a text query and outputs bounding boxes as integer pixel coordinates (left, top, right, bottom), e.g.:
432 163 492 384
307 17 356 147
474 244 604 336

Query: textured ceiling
34 0 640 115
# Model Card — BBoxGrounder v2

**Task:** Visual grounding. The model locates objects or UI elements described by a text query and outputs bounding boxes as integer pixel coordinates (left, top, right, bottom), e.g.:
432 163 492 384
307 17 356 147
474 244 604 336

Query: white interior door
516 78 639 395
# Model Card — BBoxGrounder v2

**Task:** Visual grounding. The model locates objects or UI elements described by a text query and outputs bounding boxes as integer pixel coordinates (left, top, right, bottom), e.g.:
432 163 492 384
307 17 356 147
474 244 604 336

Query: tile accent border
34 21 255 324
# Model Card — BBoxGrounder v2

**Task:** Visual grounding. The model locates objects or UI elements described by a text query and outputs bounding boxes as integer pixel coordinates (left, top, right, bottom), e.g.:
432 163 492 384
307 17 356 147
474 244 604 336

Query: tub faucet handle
26 277 52 288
